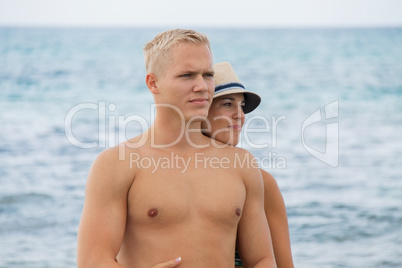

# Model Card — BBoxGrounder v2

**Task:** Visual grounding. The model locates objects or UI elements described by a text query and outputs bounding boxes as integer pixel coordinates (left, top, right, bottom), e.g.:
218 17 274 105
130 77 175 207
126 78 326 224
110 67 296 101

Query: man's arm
77 146 133 268
236 150 277 268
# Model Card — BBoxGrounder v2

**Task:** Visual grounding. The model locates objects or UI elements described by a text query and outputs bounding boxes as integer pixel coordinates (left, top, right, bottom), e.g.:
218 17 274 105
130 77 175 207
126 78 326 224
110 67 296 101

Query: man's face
155 43 215 121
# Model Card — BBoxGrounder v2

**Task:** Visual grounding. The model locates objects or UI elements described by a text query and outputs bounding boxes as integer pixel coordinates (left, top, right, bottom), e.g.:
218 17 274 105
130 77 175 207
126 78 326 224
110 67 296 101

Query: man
77 29 276 268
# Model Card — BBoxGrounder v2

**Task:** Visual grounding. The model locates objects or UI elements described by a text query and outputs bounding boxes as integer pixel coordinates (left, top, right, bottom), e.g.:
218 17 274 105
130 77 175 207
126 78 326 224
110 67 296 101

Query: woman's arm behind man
262 170 294 268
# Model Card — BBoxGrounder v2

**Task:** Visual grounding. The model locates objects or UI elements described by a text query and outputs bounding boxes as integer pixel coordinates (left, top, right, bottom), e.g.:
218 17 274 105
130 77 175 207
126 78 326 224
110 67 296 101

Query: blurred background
1 1 402 267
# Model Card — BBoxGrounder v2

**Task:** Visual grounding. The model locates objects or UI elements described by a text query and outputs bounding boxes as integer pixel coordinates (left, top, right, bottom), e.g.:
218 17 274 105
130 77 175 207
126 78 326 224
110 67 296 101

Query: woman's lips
230 124 242 131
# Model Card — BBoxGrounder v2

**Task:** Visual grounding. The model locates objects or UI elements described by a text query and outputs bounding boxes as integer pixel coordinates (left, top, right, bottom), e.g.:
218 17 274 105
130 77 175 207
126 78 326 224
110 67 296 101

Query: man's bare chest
127 167 246 227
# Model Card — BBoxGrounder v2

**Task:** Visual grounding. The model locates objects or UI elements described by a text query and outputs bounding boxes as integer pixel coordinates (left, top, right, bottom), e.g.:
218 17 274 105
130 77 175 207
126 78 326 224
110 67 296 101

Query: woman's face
203 93 245 146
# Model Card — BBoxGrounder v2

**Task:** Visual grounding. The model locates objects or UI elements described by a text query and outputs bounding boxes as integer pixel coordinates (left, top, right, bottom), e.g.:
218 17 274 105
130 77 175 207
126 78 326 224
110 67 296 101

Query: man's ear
146 73 159 94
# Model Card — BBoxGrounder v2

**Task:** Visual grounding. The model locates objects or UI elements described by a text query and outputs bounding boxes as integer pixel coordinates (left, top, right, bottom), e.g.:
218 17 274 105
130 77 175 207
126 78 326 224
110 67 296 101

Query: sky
1 0 402 28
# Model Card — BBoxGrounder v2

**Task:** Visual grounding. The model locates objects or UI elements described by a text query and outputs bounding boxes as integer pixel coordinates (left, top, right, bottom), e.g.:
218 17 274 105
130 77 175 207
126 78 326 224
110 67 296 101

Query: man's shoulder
93 137 147 167
203 146 260 175
212 145 254 159
88 143 140 185
90 147 127 174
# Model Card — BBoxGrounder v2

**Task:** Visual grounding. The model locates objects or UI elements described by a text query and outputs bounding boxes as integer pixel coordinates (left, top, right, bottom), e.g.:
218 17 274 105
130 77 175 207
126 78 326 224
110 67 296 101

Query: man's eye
223 102 232 107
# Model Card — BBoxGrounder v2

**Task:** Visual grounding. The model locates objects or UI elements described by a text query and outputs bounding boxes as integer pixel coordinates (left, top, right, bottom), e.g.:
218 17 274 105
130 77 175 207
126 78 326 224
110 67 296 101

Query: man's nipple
148 208 159 217
235 208 242 217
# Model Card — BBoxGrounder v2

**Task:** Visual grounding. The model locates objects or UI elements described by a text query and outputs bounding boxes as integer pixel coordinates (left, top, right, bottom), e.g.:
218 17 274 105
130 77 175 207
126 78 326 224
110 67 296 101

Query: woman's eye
223 102 231 107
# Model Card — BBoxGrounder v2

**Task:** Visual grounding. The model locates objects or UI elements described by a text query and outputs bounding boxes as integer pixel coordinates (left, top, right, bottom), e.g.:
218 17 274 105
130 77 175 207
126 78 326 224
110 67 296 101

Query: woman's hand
152 257 182 268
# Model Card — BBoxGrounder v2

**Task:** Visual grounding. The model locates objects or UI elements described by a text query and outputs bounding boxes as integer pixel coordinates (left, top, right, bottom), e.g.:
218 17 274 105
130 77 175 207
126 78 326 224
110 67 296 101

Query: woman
203 62 294 268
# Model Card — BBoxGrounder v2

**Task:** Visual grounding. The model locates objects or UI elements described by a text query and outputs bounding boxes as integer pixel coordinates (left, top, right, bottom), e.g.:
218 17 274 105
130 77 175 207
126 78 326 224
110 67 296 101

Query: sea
0 27 401 267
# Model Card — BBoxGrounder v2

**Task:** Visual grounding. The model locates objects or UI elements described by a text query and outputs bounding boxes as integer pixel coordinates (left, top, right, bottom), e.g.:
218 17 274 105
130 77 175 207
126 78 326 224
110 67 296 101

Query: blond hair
143 29 211 77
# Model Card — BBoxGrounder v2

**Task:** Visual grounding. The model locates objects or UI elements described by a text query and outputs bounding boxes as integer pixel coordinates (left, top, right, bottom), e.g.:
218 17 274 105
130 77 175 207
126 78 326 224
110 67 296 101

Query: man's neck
149 116 208 149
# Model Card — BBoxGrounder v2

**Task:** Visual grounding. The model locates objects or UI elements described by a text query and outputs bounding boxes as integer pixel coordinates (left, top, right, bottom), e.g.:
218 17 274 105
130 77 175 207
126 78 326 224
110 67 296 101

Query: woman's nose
233 105 245 119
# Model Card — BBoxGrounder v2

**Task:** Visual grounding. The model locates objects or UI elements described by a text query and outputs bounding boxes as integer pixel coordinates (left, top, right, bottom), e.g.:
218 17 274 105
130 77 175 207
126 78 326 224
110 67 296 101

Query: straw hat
213 62 261 114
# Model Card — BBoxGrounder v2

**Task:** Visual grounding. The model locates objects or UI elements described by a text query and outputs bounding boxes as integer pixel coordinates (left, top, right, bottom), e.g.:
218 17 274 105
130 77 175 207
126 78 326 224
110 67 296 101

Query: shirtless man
77 29 276 268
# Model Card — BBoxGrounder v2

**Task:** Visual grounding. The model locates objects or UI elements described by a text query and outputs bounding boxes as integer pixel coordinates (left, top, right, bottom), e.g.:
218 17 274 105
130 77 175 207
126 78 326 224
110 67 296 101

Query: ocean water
1 27 402 267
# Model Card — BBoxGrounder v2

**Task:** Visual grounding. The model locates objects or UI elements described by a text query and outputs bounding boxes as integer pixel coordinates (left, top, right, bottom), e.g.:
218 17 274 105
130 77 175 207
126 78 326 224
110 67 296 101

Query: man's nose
193 75 209 93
